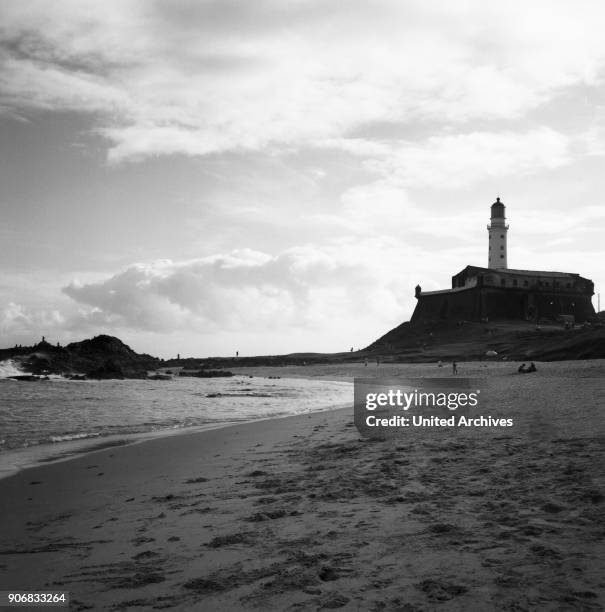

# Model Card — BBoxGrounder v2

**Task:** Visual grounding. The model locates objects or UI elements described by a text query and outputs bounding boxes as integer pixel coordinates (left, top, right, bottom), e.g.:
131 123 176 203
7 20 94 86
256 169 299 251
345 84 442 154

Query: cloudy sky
1 0 604 358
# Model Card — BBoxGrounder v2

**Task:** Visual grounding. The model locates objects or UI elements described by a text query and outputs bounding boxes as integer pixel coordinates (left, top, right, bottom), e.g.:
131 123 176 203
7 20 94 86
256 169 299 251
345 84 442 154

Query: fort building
411 198 595 324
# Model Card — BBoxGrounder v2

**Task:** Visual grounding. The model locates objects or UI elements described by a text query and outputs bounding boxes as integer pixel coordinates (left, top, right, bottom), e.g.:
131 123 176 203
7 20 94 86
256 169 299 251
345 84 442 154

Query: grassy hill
367 318 605 362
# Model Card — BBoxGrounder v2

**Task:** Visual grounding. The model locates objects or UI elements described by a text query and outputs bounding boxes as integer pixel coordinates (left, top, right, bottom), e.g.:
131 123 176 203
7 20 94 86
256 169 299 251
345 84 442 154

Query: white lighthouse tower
487 196 508 269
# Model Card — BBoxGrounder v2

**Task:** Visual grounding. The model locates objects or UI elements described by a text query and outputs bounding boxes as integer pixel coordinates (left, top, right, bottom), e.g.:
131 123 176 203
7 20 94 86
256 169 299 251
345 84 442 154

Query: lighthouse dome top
491 196 505 218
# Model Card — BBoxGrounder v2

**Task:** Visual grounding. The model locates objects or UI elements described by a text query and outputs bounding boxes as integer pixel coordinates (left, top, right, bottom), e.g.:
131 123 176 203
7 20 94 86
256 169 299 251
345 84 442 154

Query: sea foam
0 359 24 378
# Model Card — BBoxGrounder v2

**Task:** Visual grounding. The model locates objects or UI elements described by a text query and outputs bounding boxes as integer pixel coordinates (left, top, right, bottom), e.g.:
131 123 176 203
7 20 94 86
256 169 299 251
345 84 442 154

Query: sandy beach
1 360 605 611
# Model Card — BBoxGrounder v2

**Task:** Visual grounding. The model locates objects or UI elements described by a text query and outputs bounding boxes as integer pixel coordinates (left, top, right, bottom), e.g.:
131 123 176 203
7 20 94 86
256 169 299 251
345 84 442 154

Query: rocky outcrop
65 335 158 378
179 369 234 378
0 335 159 379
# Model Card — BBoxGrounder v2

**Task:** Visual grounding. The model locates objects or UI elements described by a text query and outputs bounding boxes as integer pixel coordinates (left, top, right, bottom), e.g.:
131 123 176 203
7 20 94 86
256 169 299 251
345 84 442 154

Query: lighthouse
410 194 595 325
487 196 508 269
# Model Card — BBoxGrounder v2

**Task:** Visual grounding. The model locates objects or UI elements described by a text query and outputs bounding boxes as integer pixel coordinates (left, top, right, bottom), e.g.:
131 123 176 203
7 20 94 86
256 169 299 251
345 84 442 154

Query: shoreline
3 357 605 481
0 372 353 481
0 420 244 482
1 361 604 609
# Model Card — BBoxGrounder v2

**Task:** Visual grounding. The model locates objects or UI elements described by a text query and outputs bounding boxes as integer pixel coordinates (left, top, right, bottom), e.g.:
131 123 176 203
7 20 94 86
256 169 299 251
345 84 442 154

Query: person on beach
452 361 458 374
527 362 537 372
518 363 527 373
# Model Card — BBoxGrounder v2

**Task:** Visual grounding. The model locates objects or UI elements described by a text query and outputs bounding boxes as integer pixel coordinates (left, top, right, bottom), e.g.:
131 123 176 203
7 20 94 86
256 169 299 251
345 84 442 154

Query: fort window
523 280 528 287
500 234 504 238
500 254 504 258
500 245 504 250
513 279 518 286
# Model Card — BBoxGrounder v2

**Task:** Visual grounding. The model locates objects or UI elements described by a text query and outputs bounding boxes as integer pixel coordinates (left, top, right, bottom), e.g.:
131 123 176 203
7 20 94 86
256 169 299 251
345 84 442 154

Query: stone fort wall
411 286 595 324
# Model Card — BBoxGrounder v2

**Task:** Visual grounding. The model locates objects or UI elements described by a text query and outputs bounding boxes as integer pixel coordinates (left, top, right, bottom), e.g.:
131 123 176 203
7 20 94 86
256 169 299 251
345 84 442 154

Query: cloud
308 128 571 239
61 248 379 333
365 128 571 189
2 1 605 161
0 301 65 335
52 243 430 354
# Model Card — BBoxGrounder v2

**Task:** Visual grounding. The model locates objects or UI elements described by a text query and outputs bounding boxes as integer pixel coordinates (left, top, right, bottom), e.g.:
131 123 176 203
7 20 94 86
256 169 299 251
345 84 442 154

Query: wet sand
1 360 604 610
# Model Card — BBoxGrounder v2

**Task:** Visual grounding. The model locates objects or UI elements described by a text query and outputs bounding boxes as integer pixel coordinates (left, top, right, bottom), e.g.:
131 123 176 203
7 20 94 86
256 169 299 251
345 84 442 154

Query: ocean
0 362 352 478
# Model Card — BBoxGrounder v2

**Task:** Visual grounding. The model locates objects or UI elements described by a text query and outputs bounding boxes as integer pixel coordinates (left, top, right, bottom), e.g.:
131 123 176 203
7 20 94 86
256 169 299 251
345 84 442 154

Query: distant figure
438 360 443 368
527 362 537 372
42 336 45 343
518 363 527 373
236 351 239 358
350 347 353 352
376 357 380 367
177 353 180 360
364 358 368 367
452 361 458 375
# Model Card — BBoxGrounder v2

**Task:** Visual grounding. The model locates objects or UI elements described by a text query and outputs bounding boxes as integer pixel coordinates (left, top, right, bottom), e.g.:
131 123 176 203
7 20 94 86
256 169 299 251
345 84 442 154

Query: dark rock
179 369 233 378
1 334 160 379
86 359 125 380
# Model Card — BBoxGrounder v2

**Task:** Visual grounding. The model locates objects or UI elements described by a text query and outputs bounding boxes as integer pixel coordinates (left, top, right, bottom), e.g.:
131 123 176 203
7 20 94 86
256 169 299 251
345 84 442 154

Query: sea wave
0 376 353 469
49 432 102 443
0 359 24 378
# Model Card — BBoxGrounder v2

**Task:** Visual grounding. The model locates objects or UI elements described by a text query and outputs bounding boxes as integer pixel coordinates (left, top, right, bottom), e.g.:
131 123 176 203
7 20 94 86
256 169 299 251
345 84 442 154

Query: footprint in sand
416 578 468 602
318 592 350 609
184 476 208 484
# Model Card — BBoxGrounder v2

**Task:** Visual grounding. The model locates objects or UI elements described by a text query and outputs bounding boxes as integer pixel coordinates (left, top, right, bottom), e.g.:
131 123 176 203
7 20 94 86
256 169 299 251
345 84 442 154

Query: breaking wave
0 359 24 378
